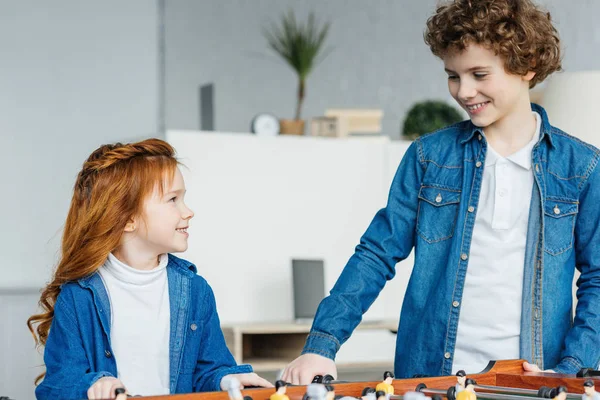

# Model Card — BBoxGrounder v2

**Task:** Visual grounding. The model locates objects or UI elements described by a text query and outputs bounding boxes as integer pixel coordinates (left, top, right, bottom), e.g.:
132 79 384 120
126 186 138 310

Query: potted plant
263 11 331 135
402 100 464 140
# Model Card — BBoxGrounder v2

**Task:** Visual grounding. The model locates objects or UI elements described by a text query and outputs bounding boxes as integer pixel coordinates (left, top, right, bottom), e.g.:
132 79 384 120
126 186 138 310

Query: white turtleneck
98 253 170 396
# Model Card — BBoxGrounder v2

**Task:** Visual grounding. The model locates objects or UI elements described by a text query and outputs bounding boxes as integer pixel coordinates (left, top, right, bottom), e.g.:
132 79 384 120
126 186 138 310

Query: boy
282 0 600 383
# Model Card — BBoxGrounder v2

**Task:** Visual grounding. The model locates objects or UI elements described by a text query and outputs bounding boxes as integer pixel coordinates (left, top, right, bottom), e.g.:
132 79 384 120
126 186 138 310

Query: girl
28 139 272 399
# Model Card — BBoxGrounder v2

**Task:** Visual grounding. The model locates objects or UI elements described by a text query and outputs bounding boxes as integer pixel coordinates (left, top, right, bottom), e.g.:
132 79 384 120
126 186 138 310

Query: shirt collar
483 111 541 170
101 252 169 286
461 103 552 148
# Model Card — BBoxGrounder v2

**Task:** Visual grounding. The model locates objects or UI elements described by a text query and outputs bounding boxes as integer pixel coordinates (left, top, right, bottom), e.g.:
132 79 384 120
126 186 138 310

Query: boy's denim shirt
36 254 251 400
303 104 600 377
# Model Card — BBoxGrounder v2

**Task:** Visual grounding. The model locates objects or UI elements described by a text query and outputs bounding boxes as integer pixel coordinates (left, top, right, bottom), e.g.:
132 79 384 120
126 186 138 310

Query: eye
169 196 177 202
474 73 487 79
447 75 459 81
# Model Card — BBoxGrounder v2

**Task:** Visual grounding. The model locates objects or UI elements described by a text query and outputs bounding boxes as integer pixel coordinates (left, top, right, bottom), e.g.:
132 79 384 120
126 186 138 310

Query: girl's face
134 167 194 256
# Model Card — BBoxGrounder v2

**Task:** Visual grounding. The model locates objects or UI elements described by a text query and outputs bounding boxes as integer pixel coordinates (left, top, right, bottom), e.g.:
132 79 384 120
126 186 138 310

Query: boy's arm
555 156 600 374
302 140 424 359
192 285 253 392
36 293 115 400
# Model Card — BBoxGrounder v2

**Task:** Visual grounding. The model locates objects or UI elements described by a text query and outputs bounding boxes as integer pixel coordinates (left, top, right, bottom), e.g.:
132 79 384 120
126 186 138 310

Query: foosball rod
475 385 580 400
412 387 575 400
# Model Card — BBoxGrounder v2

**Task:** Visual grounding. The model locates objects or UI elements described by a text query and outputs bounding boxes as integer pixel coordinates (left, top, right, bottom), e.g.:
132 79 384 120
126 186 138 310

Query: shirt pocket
416 185 461 243
543 197 578 256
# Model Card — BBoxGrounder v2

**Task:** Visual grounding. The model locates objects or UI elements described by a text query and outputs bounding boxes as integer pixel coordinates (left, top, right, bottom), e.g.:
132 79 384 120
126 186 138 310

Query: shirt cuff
301 331 340 360
553 356 582 374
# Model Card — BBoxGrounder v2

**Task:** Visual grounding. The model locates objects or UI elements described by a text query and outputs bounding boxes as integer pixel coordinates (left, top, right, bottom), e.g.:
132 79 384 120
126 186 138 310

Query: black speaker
292 259 325 322
199 83 214 131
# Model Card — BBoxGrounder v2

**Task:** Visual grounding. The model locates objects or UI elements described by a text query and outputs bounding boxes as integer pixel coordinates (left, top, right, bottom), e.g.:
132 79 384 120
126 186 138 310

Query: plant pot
279 119 305 135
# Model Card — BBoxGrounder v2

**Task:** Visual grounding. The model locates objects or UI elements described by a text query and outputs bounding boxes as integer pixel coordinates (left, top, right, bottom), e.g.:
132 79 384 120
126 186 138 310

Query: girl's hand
523 361 555 373
87 377 128 399
221 373 274 390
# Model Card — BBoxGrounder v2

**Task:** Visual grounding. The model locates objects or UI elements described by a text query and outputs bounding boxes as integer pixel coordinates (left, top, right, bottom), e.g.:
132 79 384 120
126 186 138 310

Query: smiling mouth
466 101 490 111
176 228 188 233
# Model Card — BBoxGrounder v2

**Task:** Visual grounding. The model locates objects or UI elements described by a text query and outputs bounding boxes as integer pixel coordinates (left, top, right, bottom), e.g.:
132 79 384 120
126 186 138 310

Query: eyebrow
444 66 492 73
164 189 186 196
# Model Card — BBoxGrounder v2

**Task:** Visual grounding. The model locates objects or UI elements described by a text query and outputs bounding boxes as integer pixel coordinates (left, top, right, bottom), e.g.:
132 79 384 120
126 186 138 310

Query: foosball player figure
455 370 467 393
553 386 567 400
114 388 127 400
583 380 600 400
223 376 243 400
456 379 476 400
376 371 395 395
361 387 376 400
375 391 387 400
325 385 335 400
305 383 328 400
270 381 290 400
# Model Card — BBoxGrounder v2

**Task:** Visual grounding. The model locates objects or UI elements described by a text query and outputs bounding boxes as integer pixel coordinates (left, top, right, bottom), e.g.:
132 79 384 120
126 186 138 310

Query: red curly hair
27 138 178 384
424 0 562 88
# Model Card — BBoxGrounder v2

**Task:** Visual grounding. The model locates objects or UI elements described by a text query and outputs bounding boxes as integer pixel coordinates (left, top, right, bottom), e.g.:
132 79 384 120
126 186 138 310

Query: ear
523 70 536 82
124 217 137 233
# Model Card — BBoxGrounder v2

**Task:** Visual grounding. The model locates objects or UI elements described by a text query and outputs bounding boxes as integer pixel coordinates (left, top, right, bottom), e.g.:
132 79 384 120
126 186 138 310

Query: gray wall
164 0 600 139
0 1 159 398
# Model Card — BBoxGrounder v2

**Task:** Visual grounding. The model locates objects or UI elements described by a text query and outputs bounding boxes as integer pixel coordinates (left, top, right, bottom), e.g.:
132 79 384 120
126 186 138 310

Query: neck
484 96 536 157
113 243 162 271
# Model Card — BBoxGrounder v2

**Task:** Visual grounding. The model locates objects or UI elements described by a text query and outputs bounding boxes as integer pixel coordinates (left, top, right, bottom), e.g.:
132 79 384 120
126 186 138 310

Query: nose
182 203 194 220
457 79 477 101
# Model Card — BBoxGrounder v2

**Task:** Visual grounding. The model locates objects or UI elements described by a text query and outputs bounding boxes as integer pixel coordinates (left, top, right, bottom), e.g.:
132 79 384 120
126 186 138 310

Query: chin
173 244 189 253
470 115 494 128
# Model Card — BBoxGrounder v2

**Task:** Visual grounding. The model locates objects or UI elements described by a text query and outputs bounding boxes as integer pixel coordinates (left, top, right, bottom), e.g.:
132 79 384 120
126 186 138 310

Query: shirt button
105 350 112 358
475 161 482 168
478 134 482 141
191 323 198 331
453 301 460 307
553 205 561 215
468 206 475 213
444 352 451 359
535 164 540 173
461 253 468 261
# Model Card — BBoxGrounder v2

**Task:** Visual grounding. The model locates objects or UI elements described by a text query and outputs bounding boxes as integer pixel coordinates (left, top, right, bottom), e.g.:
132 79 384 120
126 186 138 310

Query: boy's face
135 167 195 256
443 44 535 129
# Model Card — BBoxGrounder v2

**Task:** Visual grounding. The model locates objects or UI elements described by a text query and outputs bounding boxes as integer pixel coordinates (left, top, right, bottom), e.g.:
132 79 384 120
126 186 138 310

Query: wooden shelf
221 320 398 372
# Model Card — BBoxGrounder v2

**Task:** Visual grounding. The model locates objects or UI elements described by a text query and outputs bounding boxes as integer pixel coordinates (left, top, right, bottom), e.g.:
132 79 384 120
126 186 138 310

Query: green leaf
263 10 331 80
402 100 464 139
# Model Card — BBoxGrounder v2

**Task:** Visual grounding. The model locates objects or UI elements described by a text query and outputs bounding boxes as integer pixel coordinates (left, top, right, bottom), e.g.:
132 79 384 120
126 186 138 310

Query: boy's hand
281 353 337 385
87 377 127 399
220 373 274 390
523 361 555 373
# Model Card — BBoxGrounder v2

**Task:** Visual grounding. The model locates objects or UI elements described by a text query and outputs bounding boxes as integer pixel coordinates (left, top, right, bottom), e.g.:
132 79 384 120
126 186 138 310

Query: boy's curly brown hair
424 0 562 88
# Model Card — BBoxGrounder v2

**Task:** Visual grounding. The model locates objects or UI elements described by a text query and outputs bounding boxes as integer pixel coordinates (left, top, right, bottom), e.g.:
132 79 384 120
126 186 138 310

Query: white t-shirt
98 253 170 395
453 112 541 373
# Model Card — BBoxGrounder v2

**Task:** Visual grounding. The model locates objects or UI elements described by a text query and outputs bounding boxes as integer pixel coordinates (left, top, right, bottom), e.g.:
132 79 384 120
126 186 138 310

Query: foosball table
136 360 599 400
